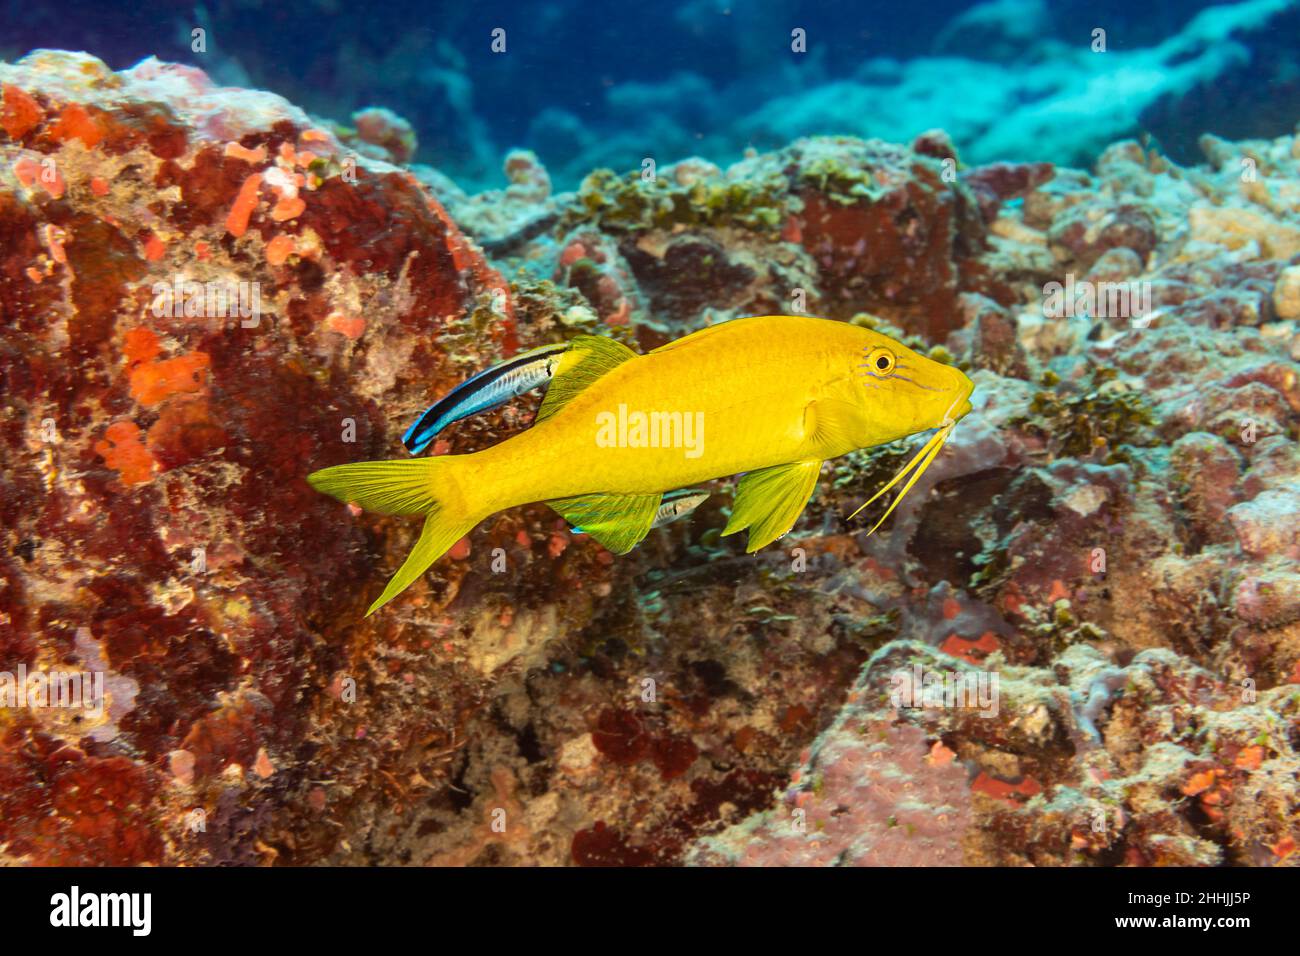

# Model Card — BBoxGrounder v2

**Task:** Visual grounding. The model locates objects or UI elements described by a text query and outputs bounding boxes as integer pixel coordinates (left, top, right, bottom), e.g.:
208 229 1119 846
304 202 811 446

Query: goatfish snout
848 336 976 534
943 366 975 425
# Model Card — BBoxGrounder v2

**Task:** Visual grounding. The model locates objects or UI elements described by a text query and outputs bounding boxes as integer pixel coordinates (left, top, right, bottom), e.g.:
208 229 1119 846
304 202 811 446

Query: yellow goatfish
309 314 974 614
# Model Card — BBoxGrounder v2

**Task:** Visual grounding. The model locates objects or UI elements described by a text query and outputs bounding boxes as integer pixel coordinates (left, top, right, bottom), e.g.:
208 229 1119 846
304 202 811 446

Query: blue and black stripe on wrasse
402 341 569 454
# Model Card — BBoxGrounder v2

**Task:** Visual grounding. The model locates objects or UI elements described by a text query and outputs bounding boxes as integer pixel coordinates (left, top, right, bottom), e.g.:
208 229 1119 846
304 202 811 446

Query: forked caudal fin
311 334 639 616
307 458 479 615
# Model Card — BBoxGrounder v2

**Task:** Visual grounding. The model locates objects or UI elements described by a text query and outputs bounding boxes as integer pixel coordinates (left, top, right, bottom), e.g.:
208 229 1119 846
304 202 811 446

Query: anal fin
550 491 660 554
722 460 822 552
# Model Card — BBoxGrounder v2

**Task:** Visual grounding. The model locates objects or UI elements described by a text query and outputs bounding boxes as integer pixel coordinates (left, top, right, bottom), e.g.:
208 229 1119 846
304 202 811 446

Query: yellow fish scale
464 315 860 508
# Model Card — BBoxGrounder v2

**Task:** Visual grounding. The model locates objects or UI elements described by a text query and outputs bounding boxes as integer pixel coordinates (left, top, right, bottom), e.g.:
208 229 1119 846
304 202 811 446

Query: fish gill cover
0 0 1296 876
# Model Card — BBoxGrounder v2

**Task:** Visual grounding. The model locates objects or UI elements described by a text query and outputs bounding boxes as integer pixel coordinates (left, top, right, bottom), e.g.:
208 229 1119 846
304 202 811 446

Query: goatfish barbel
309 314 975 615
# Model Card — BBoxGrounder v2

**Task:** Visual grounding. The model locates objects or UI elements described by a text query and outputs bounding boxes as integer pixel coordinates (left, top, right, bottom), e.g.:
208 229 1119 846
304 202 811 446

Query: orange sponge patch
265 233 295 266
326 312 365 340
224 141 267 164
123 328 161 367
94 420 157 485
142 232 166 261
271 195 305 222
225 173 262 237
12 154 65 199
1 84 42 139
129 351 210 405
48 103 104 148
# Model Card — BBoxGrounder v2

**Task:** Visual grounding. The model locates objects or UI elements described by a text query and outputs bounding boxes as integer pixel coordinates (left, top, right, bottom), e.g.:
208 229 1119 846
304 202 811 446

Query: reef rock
2 49 1299 868
0 50 561 865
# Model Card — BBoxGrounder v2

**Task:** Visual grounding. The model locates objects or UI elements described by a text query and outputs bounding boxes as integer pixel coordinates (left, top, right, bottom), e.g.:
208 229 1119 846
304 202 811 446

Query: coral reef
16 1 1296 192
1 49 1298 867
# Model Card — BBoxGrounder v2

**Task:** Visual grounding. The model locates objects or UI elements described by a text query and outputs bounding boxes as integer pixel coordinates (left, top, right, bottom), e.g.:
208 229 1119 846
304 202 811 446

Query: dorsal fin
535 335 638 424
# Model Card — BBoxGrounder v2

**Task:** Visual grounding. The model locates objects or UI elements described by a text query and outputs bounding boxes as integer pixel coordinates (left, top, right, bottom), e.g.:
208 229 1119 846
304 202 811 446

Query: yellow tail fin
307 458 479 615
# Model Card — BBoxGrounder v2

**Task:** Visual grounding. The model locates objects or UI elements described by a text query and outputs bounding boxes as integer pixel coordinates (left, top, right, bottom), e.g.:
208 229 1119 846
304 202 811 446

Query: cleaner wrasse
309 314 975 615
402 341 566 454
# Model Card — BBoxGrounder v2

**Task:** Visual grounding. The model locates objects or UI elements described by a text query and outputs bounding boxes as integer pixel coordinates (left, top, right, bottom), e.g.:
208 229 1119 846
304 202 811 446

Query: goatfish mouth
847 390 972 538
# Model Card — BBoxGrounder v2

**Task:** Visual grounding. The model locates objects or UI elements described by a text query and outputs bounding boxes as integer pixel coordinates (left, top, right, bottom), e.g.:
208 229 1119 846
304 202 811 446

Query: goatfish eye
866 347 896 375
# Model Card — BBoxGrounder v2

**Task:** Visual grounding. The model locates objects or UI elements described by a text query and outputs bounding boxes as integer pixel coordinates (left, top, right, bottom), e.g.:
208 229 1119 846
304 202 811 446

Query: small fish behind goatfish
573 488 710 536
309 314 975 615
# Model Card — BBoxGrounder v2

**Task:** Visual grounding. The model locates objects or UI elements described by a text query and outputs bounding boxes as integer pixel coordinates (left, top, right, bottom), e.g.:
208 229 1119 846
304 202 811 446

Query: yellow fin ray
306 456 481 615
307 459 437 515
535 335 638 424
550 491 660 554
804 397 861 452
365 509 477 615
722 459 822 552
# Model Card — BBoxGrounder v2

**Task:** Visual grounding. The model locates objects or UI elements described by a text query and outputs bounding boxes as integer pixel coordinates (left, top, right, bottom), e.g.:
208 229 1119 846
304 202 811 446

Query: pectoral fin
550 491 661 554
722 460 822 552
804 397 860 453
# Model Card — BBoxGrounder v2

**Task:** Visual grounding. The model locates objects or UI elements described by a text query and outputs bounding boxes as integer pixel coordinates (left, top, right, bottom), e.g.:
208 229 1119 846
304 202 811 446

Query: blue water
3 0 1297 187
